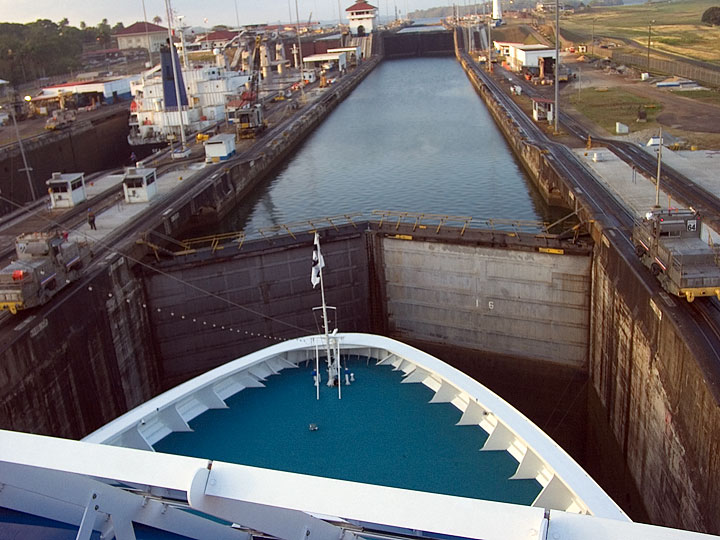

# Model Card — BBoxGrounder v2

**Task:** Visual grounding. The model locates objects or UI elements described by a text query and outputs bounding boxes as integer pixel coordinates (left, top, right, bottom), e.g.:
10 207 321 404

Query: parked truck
0 231 91 314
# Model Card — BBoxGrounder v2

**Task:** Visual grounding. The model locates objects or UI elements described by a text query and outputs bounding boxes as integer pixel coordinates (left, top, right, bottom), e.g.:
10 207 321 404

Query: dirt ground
560 54 720 149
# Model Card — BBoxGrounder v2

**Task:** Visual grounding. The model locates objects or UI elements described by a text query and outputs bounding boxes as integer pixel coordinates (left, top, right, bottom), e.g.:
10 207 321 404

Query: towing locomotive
633 209 720 302
0 231 91 314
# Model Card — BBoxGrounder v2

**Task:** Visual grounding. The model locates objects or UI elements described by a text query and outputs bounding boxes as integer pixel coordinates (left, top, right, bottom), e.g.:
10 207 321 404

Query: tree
95 18 112 49
152 16 162 25
701 6 720 25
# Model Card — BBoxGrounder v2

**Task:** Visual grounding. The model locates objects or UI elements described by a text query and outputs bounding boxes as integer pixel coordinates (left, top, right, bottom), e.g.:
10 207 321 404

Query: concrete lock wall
590 243 720 534
381 238 591 368
143 228 372 387
0 257 160 439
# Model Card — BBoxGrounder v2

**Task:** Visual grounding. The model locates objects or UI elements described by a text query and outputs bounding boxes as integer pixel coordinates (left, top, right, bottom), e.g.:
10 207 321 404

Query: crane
229 35 267 139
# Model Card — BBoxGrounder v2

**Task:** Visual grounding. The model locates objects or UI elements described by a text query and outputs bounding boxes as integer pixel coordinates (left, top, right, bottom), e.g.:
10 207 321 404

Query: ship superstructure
128 44 251 147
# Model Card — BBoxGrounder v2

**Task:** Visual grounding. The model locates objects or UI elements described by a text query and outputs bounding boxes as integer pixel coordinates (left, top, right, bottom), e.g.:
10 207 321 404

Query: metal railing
371 209 549 236
154 210 566 259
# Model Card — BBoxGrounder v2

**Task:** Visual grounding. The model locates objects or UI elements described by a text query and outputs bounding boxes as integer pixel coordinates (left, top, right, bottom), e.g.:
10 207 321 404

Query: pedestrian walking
87 209 97 230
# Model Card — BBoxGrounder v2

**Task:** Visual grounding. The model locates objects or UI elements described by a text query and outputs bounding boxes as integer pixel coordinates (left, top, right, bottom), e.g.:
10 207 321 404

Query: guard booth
532 97 555 124
122 167 157 203
46 172 87 209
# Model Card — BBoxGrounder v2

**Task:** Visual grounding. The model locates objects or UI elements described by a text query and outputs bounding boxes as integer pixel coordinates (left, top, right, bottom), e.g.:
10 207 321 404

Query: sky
0 0 452 29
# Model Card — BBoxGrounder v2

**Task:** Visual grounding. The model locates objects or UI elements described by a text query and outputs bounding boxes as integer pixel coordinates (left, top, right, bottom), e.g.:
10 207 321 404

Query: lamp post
647 19 655 70
141 0 153 66
591 18 596 56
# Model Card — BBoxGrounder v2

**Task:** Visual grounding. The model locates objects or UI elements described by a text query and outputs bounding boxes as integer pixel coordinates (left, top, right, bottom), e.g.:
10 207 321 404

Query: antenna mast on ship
311 232 341 400
164 0 188 154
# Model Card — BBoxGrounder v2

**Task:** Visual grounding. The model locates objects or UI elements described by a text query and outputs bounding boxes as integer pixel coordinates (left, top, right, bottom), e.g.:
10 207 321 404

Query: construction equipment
227 35 267 139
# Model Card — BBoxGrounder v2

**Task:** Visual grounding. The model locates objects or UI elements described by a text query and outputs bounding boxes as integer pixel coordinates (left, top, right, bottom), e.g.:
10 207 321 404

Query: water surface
220 57 557 233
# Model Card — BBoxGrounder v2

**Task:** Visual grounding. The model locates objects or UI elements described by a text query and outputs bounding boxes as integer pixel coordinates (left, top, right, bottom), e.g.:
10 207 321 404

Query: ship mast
312 232 341 399
164 0 187 152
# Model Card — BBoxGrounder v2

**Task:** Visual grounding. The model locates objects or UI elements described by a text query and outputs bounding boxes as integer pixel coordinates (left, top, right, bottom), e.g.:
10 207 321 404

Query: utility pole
554 0 559 135
141 0 154 66
295 0 306 103
647 20 654 70
7 98 36 201
487 19 492 73
591 18 596 56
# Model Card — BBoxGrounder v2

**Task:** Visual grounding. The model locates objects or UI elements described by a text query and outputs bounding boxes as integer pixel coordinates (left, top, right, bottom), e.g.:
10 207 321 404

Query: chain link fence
612 52 720 88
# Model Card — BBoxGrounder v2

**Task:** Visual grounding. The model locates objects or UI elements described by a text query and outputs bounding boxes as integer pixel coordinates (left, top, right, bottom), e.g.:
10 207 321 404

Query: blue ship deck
154 357 542 505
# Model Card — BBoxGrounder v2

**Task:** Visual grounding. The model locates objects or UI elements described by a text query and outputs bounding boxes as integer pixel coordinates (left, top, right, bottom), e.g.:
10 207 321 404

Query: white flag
311 232 325 288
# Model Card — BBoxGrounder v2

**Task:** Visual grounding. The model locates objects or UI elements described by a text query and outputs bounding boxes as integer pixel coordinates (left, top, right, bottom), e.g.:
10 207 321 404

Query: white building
38 76 137 106
113 22 169 53
346 1 378 36
302 52 347 73
501 43 557 73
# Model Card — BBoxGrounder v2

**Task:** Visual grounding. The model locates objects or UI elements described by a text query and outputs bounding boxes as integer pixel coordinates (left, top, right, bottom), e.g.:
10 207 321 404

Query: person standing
87 209 97 230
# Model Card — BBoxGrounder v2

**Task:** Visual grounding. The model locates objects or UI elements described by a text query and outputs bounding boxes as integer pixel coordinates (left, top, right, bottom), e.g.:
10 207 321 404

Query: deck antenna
312 232 341 399
164 0 187 154
654 126 663 210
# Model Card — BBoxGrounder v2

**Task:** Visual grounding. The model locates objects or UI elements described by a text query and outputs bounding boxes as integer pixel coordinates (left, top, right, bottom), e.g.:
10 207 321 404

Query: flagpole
336 337 342 400
315 343 320 400
317 249 335 393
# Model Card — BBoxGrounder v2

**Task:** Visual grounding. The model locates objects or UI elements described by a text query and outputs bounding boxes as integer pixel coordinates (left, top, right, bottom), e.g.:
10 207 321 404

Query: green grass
569 87 662 133
670 88 720 105
561 0 720 63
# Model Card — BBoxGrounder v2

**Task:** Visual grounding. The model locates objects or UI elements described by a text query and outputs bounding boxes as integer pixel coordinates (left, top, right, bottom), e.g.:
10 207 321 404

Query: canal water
218 56 563 234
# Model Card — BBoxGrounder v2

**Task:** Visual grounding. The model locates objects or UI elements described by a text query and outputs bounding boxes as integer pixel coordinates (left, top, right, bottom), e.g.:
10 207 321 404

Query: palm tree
152 16 162 25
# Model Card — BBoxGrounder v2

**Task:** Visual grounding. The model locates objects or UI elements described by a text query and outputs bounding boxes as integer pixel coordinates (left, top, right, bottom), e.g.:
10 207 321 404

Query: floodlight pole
654 126 663 209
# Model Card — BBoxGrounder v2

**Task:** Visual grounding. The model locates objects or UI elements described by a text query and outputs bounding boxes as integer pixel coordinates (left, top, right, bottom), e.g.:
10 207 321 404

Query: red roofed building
192 29 238 50
113 22 169 53
346 1 378 36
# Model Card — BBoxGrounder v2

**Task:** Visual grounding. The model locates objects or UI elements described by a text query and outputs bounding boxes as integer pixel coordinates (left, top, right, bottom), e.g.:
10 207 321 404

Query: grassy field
560 0 720 63
568 87 663 133
670 88 720 105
